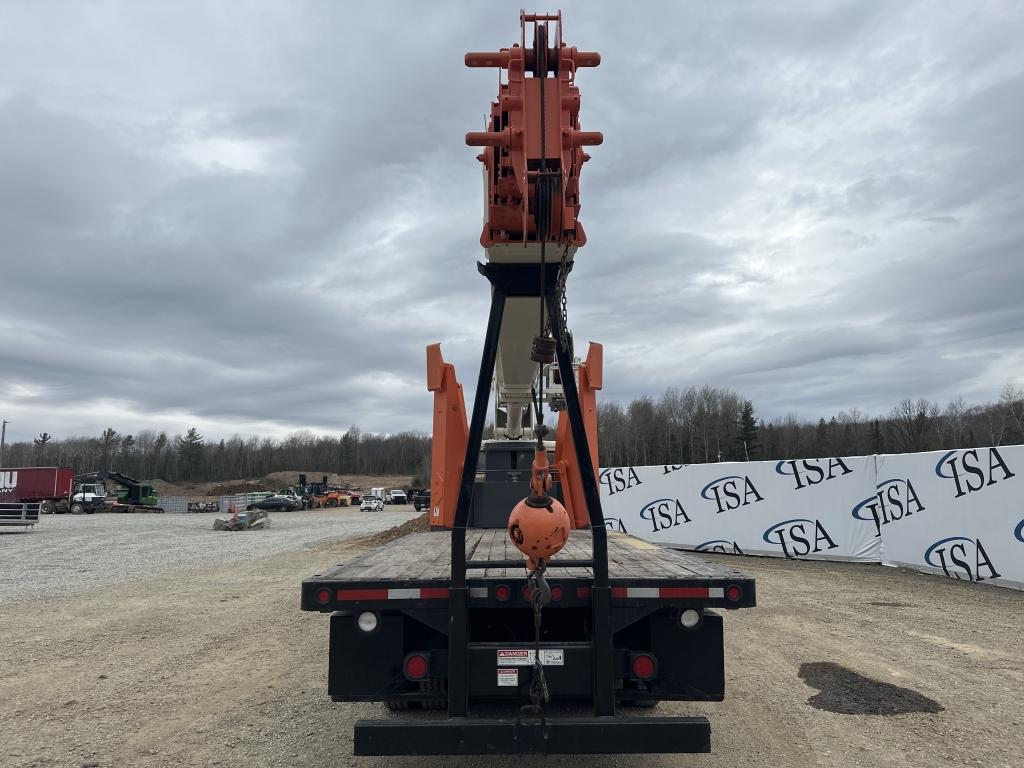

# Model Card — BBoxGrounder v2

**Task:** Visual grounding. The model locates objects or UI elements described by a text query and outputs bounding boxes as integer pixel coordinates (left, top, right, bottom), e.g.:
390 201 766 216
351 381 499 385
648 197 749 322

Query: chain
551 242 571 353
519 561 551 724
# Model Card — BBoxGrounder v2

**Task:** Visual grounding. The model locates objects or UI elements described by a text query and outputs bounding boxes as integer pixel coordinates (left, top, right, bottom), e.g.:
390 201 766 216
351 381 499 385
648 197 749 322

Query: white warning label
497 668 519 687
496 649 565 666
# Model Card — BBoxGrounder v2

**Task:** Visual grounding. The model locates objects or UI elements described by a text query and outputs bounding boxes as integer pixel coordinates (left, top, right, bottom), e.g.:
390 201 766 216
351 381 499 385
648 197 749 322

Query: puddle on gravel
798 662 943 715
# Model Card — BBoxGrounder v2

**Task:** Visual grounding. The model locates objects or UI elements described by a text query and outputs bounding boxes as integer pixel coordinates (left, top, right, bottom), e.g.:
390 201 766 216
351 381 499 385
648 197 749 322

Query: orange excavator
301 11 756 755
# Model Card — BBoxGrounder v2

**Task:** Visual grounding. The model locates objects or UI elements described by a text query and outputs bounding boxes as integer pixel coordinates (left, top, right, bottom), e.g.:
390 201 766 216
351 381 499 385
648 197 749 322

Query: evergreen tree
735 400 759 459
33 432 52 462
100 427 119 469
176 427 205 480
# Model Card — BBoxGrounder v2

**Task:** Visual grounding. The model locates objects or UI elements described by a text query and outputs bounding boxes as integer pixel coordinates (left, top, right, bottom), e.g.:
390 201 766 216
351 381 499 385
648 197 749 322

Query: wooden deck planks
320 529 747 583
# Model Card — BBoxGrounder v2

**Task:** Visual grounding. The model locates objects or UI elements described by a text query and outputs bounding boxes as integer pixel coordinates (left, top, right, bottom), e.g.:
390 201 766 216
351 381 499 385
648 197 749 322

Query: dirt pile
146 479 190 497
261 471 414 491
205 480 269 496
365 512 430 546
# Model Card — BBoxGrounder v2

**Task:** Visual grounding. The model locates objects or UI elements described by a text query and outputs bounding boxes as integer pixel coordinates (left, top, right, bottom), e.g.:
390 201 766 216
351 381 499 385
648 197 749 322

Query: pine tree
735 400 759 459
100 427 120 469
176 428 205 480
33 432 52 462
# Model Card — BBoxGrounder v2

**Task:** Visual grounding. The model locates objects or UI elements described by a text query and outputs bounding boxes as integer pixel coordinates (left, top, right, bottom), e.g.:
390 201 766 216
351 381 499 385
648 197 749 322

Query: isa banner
876 446 1024 590
599 456 880 562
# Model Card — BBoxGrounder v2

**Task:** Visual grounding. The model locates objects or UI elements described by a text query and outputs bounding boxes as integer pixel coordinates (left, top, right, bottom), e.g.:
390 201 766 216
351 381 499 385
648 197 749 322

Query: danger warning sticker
497 668 519 687
496 649 565 666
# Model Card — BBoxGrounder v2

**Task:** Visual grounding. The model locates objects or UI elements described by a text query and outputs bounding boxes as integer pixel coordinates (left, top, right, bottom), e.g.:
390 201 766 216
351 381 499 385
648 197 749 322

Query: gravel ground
2 529 1022 768
0 507 419 603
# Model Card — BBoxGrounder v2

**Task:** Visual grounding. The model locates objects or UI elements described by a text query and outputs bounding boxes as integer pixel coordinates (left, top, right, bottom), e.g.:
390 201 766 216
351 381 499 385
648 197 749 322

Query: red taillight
315 588 331 605
550 585 563 602
630 653 657 680
404 653 430 680
495 584 511 602
521 584 532 601
726 584 743 603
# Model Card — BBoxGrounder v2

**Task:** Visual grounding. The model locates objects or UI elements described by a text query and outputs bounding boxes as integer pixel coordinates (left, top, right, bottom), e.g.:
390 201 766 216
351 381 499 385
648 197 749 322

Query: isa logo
924 536 1001 582
696 539 745 555
851 478 925 537
935 448 1015 499
639 498 691 534
775 458 853 490
603 517 629 533
0 471 17 493
700 475 764 514
762 518 838 559
599 467 643 497
1014 518 1024 544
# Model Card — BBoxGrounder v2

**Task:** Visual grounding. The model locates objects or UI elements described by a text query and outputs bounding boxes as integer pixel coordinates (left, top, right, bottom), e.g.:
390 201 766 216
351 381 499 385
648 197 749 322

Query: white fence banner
875 446 1024 590
598 445 1024 589
599 456 880 562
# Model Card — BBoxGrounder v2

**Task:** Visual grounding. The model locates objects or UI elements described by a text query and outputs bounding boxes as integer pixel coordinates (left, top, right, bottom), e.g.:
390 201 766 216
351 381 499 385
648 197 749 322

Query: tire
413 502 421 512
385 698 409 711
40 500 55 515
70 503 85 515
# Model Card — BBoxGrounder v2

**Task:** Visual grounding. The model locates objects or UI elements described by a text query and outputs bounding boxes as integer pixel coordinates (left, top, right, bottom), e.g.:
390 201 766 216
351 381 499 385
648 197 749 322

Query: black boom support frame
447 261 615 718
351 260 717 754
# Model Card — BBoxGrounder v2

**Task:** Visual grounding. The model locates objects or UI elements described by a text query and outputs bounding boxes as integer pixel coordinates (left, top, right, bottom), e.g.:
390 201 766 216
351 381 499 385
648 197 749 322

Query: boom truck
301 11 755 756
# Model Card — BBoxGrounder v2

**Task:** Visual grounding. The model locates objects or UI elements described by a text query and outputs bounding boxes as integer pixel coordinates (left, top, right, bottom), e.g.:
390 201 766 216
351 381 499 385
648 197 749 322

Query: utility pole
0 420 8 469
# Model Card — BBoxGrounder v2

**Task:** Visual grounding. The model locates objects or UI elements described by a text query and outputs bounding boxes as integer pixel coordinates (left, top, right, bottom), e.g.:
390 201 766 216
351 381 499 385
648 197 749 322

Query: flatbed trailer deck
303 529 755 611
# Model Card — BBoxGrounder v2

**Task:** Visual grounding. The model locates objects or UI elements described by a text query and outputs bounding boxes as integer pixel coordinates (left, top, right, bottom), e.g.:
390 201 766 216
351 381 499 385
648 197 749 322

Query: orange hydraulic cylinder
426 343 468 529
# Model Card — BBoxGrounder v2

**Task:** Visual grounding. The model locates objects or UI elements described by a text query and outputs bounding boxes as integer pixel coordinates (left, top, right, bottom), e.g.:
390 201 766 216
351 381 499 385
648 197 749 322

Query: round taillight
315 588 331 605
521 584 532 601
404 653 429 680
495 584 511 602
631 653 657 680
550 585 563 602
726 584 743 602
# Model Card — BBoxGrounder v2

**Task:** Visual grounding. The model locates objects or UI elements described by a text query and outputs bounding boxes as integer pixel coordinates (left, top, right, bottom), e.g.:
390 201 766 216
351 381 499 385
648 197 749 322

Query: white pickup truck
385 489 407 505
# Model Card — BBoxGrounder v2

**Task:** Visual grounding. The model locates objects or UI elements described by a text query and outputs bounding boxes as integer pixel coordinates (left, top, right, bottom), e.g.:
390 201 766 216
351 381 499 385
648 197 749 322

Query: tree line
597 383 1024 468
4 384 1022 483
6 426 432 487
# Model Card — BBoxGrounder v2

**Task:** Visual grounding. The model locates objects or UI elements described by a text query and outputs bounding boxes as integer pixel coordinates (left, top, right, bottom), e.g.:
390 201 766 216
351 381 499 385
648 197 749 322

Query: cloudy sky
1 1 1022 443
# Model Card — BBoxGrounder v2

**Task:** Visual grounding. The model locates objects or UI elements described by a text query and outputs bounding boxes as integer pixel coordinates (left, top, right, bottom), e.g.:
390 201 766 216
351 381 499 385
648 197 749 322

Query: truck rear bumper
353 715 710 755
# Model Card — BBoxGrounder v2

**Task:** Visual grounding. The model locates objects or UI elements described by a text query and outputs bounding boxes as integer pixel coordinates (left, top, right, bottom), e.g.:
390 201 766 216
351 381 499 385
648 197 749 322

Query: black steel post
447 283 506 718
546 291 615 716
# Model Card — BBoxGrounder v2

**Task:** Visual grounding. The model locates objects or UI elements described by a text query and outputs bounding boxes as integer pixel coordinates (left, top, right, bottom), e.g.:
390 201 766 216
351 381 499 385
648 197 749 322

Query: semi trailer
0 466 107 515
302 11 755 756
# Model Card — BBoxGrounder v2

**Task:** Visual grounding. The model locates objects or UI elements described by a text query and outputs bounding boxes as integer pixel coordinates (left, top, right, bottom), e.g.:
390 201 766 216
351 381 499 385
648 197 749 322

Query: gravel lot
0 507 419 603
2 522 1022 768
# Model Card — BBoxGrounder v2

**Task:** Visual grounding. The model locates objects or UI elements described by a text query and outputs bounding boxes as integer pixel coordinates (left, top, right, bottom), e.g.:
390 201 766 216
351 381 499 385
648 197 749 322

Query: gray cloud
1 0 1022 443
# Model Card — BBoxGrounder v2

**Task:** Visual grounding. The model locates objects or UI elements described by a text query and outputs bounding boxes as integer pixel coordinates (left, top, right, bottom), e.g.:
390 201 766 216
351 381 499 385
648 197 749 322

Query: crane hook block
508 445 571 571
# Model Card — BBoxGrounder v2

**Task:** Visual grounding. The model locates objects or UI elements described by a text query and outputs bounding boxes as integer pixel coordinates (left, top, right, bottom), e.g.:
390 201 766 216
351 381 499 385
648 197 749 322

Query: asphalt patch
798 662 943 715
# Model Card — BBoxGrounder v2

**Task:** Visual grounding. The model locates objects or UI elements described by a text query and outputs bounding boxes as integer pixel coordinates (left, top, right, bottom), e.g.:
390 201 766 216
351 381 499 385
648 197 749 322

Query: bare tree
887 399 940 452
